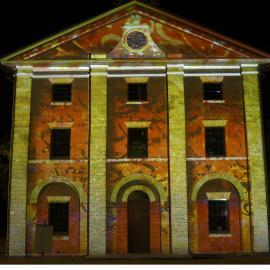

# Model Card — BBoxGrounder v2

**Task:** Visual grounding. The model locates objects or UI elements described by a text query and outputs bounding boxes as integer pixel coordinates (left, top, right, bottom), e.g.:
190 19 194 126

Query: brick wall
106 75 169 254
185 74 251 253
26 77 89 255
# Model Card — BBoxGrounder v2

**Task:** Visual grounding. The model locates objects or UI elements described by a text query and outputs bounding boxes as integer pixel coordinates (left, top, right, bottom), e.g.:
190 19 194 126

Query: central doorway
128 191 150 253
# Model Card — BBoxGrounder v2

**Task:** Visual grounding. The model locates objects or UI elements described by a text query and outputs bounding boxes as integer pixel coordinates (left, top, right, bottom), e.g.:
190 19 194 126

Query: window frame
208 199 230 234
51 84 72 103
203 82 223 101
205 127 226 157
48 202 69 236
127 127 148 158
127 83 148 102
50 128 71 160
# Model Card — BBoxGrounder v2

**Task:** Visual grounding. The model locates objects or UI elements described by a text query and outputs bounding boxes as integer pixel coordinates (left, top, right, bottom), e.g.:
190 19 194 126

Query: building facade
1 1 270 256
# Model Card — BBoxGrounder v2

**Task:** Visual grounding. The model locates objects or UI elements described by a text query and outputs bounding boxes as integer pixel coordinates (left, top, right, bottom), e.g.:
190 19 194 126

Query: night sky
0 0 270 237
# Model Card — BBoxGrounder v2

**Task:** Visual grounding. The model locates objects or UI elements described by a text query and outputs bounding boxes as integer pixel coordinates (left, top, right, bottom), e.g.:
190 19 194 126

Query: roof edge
1 1 269 61
133 2 270 58
0 1 145 62
2 58 270 68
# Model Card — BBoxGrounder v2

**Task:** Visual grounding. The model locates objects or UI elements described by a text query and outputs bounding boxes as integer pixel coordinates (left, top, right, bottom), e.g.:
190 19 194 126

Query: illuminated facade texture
1 1 270 256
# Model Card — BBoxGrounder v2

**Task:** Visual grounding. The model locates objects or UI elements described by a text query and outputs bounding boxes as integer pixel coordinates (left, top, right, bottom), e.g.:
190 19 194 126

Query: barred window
128 128 148 158
203 82 223 100
49 203 69 235
205 127 225 157
128 83 147 101
52 84 72 102
208 200 229 234
50 129 71 159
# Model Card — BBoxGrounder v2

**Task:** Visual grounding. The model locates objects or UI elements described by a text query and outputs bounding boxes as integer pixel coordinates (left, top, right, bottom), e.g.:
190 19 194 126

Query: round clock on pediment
126 31 147 50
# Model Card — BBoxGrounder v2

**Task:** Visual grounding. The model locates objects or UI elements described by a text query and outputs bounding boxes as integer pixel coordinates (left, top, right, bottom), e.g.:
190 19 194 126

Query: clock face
126 31 147 50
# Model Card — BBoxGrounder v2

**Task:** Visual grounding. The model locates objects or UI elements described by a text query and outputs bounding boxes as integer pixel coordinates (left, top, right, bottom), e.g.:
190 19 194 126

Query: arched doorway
128 191 150 253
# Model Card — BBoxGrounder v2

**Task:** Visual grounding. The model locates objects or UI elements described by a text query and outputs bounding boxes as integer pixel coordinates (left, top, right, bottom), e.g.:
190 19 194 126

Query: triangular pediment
108 13 166 58
2 1 269 62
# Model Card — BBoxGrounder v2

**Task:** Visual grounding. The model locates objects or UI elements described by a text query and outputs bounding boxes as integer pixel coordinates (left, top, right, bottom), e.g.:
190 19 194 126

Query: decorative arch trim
122 185 156 202
30 177 86 204
191 173 247 202
110 173 166 204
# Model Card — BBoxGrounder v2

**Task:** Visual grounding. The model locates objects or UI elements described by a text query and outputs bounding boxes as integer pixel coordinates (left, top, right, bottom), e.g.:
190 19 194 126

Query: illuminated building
1 1 269 256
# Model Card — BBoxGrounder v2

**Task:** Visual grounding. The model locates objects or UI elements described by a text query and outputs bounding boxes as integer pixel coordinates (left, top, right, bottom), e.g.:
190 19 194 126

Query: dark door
128 191 150 253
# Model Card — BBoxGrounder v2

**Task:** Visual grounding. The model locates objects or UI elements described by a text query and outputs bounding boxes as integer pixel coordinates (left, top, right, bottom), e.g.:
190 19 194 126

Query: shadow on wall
0 66 13 254
260 64 270 249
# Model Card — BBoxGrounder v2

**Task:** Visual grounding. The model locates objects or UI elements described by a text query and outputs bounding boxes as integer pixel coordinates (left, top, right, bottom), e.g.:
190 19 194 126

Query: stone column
9 67 32 256
242 64 269 252
167 65 188 254
89 65 107 255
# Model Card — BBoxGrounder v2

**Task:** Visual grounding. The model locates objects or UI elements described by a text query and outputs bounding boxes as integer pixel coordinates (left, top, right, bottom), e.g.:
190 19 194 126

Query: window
208 200 229 234
128 128 148 158
50 129 71 159
52 84 72 102
128 83 147 102
205 127 225 157
203 82 223 100
49 203 69 235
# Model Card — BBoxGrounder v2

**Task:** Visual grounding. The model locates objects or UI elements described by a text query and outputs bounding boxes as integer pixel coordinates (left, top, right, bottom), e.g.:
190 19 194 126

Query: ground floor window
208 200 229 234
49 202 69 235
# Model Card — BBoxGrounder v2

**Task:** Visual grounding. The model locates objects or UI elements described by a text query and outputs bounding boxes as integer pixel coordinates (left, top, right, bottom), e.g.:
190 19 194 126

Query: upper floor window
49 202 69 235
50 128 71 159
128 128 148 158
205 127 225 157
127 83 147 102
208 200 229 234
203 82 223 100
52 84 72 102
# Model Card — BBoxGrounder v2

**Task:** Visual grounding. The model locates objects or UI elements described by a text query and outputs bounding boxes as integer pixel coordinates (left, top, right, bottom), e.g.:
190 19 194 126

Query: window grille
50 129 71 159
49 203 69 235
205 127 225 157
128 128 148 158
208 200 229 233
128 83 147 101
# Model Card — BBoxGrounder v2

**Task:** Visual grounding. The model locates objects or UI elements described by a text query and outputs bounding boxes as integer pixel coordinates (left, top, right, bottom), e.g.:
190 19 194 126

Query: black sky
1 0 270 56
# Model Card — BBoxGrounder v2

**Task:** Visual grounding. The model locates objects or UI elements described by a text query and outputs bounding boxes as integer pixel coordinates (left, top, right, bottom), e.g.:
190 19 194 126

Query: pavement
1 237 270 264
0 253 270 264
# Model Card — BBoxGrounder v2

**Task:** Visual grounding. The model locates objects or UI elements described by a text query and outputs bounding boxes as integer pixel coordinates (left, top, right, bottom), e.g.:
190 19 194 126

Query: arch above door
110 173 167 204
122 185 156 202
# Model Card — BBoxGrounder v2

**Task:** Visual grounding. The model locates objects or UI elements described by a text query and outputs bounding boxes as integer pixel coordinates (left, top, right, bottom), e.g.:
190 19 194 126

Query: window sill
106 157 167 162
186 157 247 161
53 235 69 240
51 102 72 106
28 159 88 164
209 233 232 238
203 100 225 104
126 101 149 105
205 156 226 159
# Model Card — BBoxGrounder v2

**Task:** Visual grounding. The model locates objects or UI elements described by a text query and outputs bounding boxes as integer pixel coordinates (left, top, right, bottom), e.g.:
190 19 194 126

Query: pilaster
9 67 32 256
242 65 269 252
88 65 107 255
167 65 189 254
